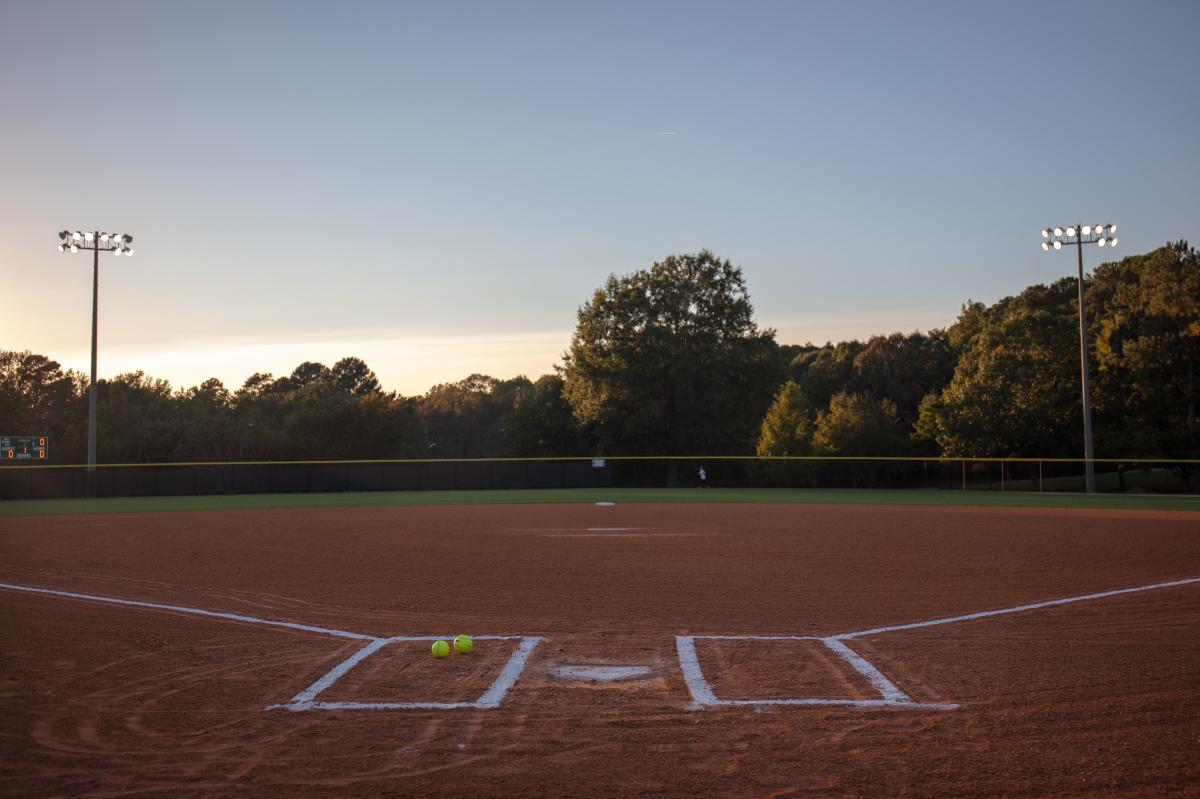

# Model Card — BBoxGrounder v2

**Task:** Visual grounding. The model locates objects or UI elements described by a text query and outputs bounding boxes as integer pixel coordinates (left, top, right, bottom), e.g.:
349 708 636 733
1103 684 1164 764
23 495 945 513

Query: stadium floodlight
1042 228 1050 238
1040 221 1120 494
56 228 136 496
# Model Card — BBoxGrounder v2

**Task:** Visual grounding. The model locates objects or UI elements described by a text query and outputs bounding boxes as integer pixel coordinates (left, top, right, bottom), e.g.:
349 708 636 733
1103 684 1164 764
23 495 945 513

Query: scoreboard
2 436 48 460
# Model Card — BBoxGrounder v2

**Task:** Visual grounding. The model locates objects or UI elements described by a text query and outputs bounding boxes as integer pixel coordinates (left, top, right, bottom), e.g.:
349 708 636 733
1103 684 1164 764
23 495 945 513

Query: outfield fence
1 456 1197 500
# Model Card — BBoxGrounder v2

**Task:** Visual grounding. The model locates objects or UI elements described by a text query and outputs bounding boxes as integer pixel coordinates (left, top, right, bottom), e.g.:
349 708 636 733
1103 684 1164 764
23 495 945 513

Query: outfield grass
1 487 1198 517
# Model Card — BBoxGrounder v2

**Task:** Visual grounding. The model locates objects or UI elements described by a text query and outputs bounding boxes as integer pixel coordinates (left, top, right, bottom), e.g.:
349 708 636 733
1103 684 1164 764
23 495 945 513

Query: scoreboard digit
1 436 48 460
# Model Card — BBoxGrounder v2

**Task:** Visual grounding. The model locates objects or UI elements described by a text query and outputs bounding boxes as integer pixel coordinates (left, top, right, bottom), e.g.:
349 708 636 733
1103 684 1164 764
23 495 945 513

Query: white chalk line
822 637 912 703
383 635 523 642
477 636 544 708
835 576 1200 640
289 638 393 704
543 532 700 538
296 701 479 710
706 698 957 709
675 636 719 706
0 582 374 640
690 634 824 641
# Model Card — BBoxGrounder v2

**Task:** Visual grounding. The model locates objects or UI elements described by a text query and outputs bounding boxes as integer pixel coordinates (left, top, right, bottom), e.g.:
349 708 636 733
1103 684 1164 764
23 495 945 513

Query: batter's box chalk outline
676 576 1200 711
0 582 544 714
675 635 957 710
267 635 544 711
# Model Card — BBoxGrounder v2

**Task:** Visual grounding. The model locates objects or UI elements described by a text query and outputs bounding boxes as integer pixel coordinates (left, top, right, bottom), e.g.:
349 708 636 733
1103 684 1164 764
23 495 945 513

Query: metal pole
87 234 100 498
1076 231 1097 493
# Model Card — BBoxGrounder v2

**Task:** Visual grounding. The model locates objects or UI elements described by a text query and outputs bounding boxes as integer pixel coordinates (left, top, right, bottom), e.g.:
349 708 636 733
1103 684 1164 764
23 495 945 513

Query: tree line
2 243 1196 465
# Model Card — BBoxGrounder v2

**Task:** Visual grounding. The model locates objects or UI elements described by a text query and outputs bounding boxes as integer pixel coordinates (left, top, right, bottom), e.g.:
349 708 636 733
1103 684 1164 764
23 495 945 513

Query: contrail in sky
654 131 678 136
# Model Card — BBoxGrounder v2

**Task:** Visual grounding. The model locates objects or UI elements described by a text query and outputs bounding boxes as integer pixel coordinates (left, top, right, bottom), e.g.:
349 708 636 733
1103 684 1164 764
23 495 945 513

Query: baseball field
2 491 1198 797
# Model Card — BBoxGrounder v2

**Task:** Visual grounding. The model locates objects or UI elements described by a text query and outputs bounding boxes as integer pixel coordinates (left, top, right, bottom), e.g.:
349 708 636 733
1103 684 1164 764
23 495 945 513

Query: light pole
1041 223 1117 494
58 229 134 496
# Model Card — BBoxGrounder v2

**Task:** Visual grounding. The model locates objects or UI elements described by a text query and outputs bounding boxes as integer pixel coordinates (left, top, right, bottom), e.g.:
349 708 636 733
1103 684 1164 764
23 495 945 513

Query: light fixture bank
58 229 134 256
1041 224 1117 251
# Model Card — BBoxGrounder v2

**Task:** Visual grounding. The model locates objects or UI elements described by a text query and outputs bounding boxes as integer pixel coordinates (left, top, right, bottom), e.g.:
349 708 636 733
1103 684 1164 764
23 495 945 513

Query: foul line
1 581 544 712
0 582 374 640
835 576 1200 640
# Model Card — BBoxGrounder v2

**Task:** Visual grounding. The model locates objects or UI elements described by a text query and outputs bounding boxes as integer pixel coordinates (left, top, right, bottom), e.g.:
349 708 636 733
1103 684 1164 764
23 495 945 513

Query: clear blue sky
2 0 1197 395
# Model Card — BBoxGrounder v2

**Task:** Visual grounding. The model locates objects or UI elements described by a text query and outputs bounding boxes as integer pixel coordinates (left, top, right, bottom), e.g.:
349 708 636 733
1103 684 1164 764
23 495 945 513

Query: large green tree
502 374 583 456
174 378 240 461
1090 241 1200 457
330 356 382 397
561 250 784 454
807 391 907 486
413 374 531 457
756 381 813 457
848 331 956 426
927 281 1082 457
812 391 906 456
788 341 863 411
96 372 180 462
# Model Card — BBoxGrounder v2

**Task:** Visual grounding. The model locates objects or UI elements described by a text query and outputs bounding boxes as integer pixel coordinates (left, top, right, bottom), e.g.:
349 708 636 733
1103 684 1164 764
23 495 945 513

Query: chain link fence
2 456 1197 500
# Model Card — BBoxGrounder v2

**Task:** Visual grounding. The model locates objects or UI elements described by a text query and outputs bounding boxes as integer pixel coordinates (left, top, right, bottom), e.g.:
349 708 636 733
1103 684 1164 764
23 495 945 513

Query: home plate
552 664 652 682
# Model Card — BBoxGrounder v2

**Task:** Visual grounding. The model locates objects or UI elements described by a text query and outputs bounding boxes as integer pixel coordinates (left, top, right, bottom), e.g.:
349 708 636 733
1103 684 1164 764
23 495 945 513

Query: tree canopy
1090 241 1200 456
3 242 1196 466
561 250 784 454
756 381 813 457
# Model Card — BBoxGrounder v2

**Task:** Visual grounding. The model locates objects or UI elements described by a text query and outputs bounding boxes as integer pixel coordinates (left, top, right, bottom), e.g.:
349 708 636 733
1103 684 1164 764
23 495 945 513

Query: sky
2 0 1197 396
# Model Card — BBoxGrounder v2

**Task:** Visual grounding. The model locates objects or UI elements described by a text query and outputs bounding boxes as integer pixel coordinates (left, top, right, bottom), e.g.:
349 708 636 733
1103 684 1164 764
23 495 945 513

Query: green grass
1 486 1198 517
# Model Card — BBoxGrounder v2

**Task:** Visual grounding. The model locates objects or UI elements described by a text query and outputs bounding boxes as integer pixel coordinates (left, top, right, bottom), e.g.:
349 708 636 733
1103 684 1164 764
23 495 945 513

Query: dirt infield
2 502 1198 797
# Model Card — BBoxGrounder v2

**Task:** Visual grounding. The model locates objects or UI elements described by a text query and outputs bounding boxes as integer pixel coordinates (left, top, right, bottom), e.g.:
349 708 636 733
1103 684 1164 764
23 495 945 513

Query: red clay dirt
1 501 1198 797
